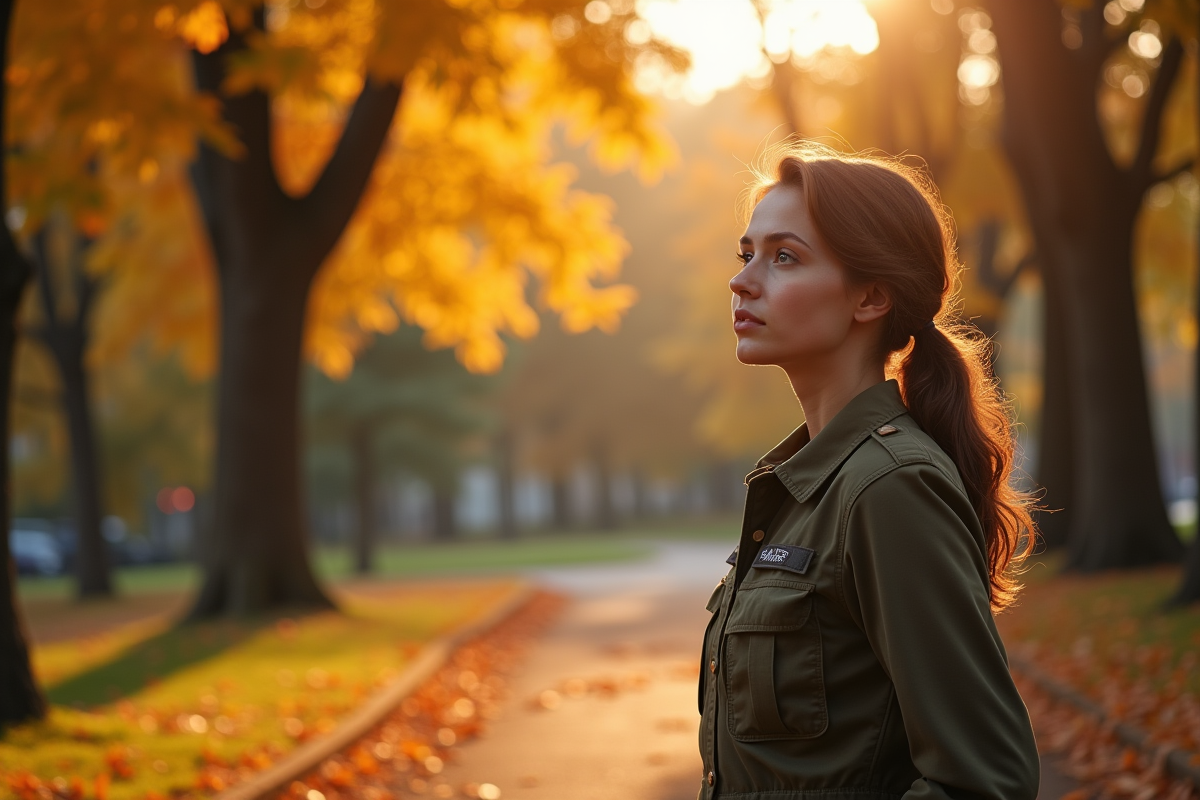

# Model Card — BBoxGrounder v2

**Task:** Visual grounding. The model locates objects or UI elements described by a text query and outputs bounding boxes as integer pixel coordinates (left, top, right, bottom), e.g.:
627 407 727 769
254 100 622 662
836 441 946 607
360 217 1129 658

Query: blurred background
4 1 1200 798
9 0 1197 581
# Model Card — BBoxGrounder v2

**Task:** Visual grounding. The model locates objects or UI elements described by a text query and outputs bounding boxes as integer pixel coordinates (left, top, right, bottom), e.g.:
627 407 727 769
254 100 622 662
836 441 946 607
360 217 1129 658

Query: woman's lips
733 309 765 333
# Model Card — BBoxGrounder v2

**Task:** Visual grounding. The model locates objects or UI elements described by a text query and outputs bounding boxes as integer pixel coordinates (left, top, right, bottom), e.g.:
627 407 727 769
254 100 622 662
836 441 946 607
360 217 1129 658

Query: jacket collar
749 379 909 503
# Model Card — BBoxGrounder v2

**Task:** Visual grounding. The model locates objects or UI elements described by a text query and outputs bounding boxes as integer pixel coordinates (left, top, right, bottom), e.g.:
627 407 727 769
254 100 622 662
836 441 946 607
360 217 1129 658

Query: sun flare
631 0 880 104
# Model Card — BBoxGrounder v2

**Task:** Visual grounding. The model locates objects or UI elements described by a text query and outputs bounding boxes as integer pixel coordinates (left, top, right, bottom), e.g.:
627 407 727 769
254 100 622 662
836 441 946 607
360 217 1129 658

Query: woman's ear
853 282 892 324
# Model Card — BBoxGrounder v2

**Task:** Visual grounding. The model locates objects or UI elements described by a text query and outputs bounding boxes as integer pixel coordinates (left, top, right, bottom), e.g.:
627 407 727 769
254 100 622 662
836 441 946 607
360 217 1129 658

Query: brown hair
743 140 1034 612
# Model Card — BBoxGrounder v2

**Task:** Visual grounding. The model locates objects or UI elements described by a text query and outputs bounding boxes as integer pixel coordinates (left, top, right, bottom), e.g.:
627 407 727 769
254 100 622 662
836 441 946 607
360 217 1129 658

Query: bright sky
630 0 880 104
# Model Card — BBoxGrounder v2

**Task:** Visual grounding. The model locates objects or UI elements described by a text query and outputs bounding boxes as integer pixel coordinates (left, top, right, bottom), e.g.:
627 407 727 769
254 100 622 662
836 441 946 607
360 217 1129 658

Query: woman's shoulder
837 416 987 561
836 413 969 505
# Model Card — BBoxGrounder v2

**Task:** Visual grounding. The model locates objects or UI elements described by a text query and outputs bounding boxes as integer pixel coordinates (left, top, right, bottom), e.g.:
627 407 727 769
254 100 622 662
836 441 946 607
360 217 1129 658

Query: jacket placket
699 466 792 798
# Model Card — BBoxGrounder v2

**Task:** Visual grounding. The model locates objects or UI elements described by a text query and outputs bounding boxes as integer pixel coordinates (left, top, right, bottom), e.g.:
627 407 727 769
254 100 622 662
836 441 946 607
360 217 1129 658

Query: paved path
436 540 1077 800
435 542 728 800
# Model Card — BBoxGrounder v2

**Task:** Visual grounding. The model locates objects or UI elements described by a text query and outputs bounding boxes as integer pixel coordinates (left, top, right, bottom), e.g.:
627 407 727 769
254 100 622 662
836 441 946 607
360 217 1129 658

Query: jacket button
707 771 715 786
709 659 717 673
752 529 765 542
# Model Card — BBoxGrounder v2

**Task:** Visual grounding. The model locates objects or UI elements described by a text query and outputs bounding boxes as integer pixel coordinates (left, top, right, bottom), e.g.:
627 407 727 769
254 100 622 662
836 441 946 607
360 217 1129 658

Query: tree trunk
550 475 571 531
1170 60 1200 605
59 330 110 596
594 443 617 531
495 430 517 539
1035 272 1073 550
190 263 333 614
0 0 45 727
186 16 401 617
0 249 40 726
31 234 111 598
431 487 456 541
351 425 375 575
988 0 1183 570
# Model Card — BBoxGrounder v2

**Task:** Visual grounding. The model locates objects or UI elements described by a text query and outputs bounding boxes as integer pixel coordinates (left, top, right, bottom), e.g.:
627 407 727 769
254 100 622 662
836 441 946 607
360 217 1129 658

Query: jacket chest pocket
724 580 827 741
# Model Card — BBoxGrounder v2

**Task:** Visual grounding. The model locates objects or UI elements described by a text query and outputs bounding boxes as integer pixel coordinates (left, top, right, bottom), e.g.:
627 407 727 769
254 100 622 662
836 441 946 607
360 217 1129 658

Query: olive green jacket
697 380 1038 800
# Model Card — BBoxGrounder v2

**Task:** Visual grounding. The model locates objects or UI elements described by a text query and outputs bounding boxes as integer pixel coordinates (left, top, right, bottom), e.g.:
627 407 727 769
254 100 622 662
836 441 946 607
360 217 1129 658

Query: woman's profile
698 141 1040 799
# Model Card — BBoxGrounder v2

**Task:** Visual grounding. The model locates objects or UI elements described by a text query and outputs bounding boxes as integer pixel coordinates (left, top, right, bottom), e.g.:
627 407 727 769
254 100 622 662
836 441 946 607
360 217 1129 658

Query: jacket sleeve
842 463 1039 800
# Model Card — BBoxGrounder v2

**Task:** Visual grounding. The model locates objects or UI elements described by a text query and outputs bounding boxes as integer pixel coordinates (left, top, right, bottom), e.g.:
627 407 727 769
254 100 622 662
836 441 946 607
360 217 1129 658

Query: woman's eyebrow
740 231 812 249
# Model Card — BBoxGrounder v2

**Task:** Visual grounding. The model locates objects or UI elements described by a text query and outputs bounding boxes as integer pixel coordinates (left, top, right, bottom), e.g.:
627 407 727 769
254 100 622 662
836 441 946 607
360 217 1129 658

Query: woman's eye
776 251 791 263
735 251 752 265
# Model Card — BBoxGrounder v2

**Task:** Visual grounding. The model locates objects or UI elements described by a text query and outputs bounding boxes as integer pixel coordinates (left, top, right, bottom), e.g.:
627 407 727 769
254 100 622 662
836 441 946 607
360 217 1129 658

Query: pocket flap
705 578 726 613
726 583 814 633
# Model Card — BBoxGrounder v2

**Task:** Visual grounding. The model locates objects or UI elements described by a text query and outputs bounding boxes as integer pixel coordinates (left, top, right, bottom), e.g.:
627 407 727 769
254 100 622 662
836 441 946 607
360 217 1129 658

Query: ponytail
902 323 1031 610
745 140 1035 612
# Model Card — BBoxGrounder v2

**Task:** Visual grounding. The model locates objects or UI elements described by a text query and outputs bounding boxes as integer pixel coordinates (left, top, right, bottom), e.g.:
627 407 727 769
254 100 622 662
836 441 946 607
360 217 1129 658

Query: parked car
10 529 63 576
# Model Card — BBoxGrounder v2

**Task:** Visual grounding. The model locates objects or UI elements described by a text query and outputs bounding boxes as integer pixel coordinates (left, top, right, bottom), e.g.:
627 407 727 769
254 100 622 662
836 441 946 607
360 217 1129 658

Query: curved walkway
435 540 1076 800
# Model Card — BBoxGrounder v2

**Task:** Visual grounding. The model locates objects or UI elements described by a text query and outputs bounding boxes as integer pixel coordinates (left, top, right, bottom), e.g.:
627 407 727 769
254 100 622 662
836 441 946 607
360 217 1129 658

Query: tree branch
1149 158 1194 188
297 77 403 267
1079 5 1123 78
1130 36 1185 192
1000 251 1037 298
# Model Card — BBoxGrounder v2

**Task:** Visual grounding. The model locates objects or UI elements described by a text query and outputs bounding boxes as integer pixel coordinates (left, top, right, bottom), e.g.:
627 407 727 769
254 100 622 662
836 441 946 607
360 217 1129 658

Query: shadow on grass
47 616 270 708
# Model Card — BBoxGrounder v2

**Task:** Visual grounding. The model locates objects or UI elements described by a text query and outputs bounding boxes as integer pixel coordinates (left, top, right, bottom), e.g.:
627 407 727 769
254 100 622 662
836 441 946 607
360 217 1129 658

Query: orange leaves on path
998 563 1200 798
266 591 565 800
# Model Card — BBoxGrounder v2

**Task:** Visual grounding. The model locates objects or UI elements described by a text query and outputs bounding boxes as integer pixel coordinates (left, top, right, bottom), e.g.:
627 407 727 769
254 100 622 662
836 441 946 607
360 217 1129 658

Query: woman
697 142 1040 800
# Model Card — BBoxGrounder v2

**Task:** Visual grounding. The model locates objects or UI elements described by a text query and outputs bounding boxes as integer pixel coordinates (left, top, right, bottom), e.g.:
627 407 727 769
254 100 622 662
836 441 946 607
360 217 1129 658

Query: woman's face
730 184 868 370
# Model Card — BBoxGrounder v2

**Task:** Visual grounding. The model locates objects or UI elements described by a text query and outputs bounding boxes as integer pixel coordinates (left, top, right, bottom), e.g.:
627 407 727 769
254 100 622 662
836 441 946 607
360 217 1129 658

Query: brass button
707 771 715 786
709 659 717 673
752 529 765 542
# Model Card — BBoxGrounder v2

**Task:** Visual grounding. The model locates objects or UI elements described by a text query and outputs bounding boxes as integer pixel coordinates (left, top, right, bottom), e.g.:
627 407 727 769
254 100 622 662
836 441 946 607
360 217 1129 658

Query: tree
0 0 46 729
25 220 112 597
987 0 1186 569
1175 7 1200 605
306 324 496 571
6 0 233 604
175 0 677 616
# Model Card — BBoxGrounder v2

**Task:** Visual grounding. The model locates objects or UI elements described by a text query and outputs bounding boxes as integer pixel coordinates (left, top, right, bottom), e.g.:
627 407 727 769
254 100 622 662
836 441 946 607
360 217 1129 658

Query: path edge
214 582 537 800
1010 652 1200 786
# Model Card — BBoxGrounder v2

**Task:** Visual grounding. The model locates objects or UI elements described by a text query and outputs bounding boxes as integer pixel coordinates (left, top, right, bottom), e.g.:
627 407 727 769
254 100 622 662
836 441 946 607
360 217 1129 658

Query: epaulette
869 423 934 466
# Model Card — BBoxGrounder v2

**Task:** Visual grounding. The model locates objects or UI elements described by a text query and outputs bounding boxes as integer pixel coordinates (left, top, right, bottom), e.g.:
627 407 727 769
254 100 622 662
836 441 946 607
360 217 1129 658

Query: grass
5 520 743 800
17 517 742 602
3 580 522 800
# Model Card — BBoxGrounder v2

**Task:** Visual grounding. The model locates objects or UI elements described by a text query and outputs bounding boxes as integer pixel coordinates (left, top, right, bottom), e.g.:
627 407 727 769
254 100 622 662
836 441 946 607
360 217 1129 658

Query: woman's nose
730 262 759 297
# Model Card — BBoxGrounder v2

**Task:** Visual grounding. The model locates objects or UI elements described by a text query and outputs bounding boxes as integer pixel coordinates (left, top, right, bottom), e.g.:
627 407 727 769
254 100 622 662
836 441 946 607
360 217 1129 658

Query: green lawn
4 581 523 800
18 517 741 602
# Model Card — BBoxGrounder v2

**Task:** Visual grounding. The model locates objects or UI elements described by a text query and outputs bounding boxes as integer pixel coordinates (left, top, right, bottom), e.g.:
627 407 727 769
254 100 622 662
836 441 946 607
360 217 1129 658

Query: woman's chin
734 342 778 367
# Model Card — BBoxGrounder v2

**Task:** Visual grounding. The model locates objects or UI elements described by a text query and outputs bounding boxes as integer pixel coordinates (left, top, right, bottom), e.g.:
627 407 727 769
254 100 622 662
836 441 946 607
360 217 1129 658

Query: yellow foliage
9 0 682 381
178 1 229 54
263 2 674 376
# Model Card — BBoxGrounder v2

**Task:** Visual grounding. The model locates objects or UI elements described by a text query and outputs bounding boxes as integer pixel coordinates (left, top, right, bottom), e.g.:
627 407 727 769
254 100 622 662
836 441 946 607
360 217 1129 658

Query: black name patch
752 544 815 575
725 546 738 566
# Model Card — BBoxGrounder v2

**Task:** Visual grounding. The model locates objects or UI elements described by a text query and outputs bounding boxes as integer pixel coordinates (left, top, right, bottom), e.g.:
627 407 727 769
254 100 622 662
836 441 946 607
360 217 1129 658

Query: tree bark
988 0 1183 570
187 17 401 616
350 425 375 575
431 487 456 541
1171 59 1200 605
31 230 111 598
0 0 46 728
495 430 517 539
0 241 40 727
550 475 571 531
1035 271 1073 550
593 442 617 531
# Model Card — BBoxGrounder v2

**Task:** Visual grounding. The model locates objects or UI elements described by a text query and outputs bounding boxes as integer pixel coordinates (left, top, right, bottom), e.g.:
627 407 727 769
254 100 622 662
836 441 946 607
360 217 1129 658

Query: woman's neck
785 361 887 439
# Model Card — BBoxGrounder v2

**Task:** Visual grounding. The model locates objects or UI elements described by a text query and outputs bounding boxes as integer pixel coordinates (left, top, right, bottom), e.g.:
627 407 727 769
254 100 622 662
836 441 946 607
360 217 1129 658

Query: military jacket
697 380 1039 800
